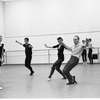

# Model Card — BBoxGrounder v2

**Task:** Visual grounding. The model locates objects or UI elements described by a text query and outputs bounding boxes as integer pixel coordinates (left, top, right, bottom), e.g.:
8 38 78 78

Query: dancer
16 37 34 75
45 37 66 80
88 38 93 64
60 36 88 85
82 40 87 65
0 36 4 90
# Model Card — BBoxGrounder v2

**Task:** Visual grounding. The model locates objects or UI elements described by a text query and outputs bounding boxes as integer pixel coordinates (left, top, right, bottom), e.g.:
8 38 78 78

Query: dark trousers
25 56 33 72
0 57 2 66
0 61 1 67
63 56 79 82
82 49 87 62
49 58 65 78
88 49 93 64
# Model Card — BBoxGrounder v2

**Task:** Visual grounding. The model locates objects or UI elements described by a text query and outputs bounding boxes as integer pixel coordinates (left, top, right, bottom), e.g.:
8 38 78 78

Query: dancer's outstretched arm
44 44 53 48
59 41 72 52
15 40 23 46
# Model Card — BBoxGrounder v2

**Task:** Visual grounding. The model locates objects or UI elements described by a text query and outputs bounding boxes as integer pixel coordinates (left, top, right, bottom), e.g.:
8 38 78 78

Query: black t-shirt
53 44 65 60
0 44 4 58
23 44 32 57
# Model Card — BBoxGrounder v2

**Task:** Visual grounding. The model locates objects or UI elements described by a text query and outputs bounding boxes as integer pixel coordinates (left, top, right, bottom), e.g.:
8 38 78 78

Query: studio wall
3 0 100 50
2 0 100 64
0 2 4 42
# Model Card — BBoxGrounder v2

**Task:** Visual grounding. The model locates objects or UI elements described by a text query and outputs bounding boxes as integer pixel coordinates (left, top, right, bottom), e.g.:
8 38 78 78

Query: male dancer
60 35 88 85
45 37 66 80
16 37 34 75
0 36 4 90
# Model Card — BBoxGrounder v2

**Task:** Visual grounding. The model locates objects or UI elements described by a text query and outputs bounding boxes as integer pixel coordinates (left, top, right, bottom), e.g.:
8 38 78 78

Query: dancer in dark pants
45 37 66 80
60 36 88 85
0 35 4 90
82 40 87 65
88 38 93 64
16 38 34 75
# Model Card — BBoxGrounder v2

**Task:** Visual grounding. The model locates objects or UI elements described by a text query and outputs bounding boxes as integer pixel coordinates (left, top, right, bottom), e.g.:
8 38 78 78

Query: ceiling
0 0 14 1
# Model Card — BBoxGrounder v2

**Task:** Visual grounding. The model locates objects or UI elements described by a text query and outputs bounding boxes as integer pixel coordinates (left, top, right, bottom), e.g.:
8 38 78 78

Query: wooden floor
0 63 100 98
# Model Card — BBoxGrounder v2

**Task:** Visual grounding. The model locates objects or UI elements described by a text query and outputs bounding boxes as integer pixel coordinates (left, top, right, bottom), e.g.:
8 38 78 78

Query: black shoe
67 81 75 85
30 71 34 76
73 76 77 84
62 76 67 79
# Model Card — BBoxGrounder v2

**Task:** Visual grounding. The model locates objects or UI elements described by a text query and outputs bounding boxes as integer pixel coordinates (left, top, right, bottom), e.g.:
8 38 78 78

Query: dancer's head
73 35 80 45
24 37 29 44
88 38 92 42
57 37 63 44
82 40 85 44
0 36 2 43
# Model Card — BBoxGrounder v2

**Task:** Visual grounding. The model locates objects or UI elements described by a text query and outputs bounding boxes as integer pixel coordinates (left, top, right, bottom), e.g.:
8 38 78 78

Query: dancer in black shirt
82 40 87 65
88 38 93 64
45 37 66 80
0 35 4 90
16 37 34 75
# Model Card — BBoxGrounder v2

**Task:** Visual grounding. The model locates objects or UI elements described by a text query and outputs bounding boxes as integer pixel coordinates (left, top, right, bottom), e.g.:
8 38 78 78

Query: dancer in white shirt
60 35 88 85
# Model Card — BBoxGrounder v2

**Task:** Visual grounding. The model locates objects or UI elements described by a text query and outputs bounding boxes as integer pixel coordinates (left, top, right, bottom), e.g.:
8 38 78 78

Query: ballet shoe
62 76 67 79
66 81 77 85
66 81 75 85
0 87 2 90
30 71 34 76
47 77 51 81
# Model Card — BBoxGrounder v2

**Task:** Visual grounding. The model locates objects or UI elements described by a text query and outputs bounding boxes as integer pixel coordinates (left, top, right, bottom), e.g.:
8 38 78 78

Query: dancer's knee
56 67 60 71
51 66 56 70
63 68 69 75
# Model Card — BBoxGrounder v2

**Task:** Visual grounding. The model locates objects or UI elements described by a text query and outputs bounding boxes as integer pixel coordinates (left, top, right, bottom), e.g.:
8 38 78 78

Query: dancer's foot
0 87 2 90
66 81 75 85
47 77 51 81
62 76 67 79
30 71 34 76
72 76 77 84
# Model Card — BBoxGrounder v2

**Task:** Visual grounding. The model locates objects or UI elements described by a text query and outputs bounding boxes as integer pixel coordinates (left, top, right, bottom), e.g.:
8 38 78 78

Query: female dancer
45 37 66 80
88 38 93 64
82 40 87 65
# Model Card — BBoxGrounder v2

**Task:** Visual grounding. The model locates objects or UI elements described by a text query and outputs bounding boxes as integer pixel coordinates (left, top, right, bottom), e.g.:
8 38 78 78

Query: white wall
4 0 100 37
3 0 100 64
5 33 100 64
0 2 4 42
3 0 100 50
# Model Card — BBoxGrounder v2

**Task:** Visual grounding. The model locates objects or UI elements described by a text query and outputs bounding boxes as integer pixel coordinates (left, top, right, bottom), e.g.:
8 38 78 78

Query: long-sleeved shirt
70 43 85 59
53 44 65 60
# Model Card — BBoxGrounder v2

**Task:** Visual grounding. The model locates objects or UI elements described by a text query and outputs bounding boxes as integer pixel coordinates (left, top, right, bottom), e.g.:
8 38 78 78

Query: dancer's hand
29 45 33 48
15 40 18 43
44 44 47 47
44 44 53 48
15 40 23 45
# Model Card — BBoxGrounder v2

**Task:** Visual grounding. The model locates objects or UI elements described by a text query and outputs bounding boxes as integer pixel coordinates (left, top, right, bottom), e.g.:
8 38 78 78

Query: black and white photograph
0 0 100 99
